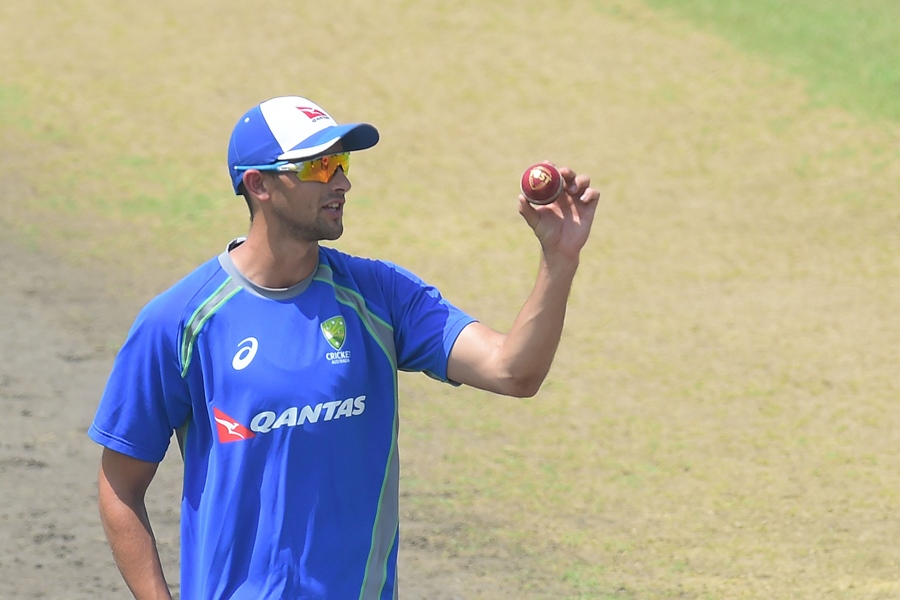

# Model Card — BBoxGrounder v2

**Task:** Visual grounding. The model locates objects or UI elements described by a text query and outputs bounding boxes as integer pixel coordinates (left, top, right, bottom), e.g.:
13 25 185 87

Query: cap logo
297 106 329 122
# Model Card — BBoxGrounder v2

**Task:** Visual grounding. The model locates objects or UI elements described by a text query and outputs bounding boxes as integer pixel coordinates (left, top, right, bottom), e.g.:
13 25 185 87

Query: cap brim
278 123 379 161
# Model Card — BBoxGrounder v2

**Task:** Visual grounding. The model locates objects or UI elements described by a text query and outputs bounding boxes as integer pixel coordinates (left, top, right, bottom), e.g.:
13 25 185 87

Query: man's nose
330 166 351 192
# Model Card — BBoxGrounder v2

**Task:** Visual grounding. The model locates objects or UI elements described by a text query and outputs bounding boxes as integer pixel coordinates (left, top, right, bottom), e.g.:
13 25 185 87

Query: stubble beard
273 193 345 243
283 217 343 244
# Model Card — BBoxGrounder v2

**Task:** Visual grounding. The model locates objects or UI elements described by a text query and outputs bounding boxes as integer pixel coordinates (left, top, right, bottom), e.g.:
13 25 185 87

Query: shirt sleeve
88 299 192 462
382 262 476 383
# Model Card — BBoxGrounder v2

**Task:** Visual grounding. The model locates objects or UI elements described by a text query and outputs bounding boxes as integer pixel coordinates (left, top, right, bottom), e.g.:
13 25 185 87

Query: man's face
264 160 351 243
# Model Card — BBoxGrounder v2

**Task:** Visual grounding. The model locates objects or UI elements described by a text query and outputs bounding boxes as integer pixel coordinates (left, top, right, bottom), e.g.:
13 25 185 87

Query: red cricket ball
520 162 564 205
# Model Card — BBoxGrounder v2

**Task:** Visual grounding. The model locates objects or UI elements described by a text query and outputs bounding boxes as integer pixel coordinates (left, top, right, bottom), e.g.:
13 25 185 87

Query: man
89 95 600 599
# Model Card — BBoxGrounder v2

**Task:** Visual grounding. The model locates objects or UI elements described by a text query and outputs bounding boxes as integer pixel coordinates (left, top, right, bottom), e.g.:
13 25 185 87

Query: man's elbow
503 372 545 398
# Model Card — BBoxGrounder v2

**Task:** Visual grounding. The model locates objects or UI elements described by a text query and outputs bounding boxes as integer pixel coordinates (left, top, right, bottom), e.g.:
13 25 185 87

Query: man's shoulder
320 246 381 270
137 255 230 327
319 246 389 284
318 247 441 309
319 246 416 283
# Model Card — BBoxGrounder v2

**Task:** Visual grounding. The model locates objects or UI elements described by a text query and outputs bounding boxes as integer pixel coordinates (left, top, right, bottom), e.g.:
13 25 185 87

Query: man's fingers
579 185 601 204
518 195 542 229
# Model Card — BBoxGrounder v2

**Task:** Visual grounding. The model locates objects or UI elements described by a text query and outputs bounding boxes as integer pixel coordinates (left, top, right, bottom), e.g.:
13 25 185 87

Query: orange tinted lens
296 153 350 182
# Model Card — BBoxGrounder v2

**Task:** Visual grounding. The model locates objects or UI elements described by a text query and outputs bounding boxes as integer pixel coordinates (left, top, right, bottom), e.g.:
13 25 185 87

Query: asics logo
232 337 259 370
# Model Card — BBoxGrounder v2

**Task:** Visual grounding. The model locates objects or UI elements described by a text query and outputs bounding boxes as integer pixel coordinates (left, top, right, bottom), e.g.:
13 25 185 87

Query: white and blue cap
227 96 380 194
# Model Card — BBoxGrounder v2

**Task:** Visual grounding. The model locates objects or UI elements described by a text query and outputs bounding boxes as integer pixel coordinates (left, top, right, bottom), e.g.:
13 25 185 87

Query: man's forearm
99 477 172 599
447 252 580 397
495 254 579 395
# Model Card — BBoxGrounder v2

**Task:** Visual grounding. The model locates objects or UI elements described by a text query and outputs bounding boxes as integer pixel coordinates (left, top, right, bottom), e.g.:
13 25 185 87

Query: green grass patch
0 85 31 129
641 0 900 122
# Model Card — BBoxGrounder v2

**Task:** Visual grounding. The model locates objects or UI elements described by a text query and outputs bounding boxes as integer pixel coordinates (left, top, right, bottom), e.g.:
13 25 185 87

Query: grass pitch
1 1 899 597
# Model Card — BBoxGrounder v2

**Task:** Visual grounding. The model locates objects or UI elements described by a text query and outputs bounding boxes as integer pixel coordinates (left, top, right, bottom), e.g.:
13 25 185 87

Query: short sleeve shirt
89 244 476 599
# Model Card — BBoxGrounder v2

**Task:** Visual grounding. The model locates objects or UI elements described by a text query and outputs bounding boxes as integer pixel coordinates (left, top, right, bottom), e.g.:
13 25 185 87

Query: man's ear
242 170 272 200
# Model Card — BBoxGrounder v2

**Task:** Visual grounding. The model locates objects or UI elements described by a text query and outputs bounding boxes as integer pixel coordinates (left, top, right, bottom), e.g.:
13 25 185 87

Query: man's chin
321 225 344 241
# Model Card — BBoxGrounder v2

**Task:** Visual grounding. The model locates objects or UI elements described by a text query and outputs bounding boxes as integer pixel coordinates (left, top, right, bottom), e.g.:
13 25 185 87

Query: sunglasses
234 152 350 183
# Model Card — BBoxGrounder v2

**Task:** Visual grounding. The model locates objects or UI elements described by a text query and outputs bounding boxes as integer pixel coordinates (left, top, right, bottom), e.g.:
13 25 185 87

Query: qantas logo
213 408 256 443
297 106 329 122
212 396 367 443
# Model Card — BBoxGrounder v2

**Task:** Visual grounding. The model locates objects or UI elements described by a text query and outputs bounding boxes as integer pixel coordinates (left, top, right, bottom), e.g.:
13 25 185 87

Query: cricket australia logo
321 316 351 365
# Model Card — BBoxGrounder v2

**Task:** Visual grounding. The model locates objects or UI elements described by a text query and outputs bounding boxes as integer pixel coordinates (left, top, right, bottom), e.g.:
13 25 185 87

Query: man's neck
228 234 320 289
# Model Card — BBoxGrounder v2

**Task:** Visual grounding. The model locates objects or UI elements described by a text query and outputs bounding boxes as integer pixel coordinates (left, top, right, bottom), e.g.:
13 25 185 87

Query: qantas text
250 396 366 433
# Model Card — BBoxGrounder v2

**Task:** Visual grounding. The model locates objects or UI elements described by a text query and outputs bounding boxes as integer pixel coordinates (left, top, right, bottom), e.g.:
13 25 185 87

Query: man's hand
518 164 601 268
